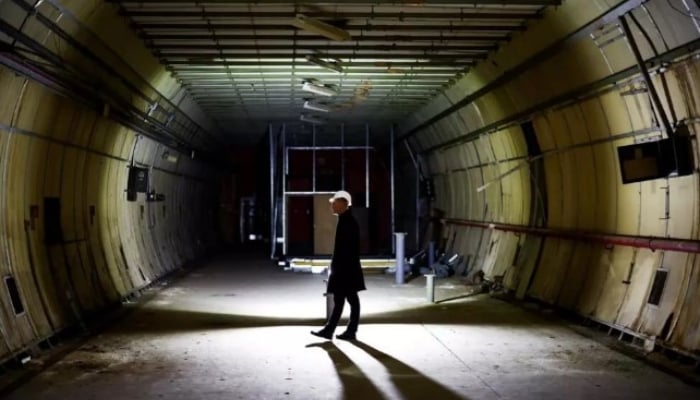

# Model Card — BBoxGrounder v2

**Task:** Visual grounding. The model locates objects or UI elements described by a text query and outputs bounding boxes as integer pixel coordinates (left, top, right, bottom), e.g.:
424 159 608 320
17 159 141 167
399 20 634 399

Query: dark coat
327 208 366 294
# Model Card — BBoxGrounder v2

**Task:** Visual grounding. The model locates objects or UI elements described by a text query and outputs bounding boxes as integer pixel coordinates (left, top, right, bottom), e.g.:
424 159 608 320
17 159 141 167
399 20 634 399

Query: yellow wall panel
668 255 700 350
667 174 697 240
621 93 655 132
638 180 667 237
528 239 574 302
572 146 599 231
592 246 635 322
599 91 634 136
639 252 692 338
556 243 596 309
576 249 614 315
615 249 660 329
42 143 64 197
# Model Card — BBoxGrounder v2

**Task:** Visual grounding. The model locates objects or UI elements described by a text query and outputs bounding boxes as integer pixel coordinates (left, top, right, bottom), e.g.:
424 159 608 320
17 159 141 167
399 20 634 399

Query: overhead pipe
443 218 700 254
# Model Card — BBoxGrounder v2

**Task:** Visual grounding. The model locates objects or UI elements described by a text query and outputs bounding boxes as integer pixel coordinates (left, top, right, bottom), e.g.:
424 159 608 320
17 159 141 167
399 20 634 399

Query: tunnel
1 0 700 398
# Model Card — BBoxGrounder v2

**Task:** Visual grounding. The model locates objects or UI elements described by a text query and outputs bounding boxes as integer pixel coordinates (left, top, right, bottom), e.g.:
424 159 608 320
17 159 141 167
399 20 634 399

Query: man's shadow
306 342 386 400
348 340 469 400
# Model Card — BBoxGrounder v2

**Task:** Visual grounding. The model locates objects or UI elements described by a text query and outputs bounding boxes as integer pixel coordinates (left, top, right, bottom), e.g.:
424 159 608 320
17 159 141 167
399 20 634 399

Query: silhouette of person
312 190 366 341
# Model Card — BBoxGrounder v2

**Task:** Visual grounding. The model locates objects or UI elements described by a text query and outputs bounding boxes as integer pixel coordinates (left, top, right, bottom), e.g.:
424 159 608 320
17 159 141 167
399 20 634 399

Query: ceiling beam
172 67 464 73
134 23 527 31
165 60 475 67
111 0 560 5
122 10 540 19
150 44 497 52
159 53 486 59
140 33 511 41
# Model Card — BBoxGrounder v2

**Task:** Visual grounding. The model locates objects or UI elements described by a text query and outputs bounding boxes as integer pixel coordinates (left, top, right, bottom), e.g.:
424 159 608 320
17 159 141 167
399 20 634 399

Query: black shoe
336 331 356 341
310 330 333 340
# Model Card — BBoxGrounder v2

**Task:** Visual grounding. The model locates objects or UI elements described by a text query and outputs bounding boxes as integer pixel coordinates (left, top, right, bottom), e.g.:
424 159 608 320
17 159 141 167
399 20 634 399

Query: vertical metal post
390 125 396 253
341 123 345 190
365 124 370 207
269 124 275 259
312 124 317 192
426 274 435 303
416 170 420 251
404 140 421 251
428 241 435 267
282 124 287 256
395 232 406 285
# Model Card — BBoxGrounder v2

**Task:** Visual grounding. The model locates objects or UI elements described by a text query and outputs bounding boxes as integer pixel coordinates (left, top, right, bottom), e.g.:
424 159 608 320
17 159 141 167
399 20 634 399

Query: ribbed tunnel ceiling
113 0 560 141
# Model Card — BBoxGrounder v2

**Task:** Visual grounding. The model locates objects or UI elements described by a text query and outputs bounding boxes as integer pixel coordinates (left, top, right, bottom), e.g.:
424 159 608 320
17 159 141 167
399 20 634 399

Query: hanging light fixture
291 14 351 41
301 81 339 97
300 114 325 124
303 100 330 113
306 54 344 73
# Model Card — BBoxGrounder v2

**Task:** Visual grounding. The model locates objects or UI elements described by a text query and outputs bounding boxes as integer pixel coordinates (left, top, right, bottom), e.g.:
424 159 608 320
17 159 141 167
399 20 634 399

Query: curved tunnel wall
0 1 219 361
399 0 700 354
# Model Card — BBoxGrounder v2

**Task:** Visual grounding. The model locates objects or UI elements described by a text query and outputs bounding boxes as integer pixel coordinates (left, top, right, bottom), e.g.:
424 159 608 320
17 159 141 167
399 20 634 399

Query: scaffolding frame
270 123 396 258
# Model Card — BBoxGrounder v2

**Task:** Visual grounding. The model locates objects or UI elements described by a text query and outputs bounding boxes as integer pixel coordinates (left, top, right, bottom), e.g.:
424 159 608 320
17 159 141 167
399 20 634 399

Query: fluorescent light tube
306 54 344 73
300 114 325 124
292 14 351 41
303 101 330 113
301 81 338 97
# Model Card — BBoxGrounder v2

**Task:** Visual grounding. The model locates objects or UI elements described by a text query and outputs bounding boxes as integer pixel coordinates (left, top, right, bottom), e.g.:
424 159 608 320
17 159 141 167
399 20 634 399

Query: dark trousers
325 291 360 334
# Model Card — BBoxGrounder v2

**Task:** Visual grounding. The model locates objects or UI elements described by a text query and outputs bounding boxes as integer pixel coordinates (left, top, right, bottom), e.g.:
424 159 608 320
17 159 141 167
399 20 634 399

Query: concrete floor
6 253 700 400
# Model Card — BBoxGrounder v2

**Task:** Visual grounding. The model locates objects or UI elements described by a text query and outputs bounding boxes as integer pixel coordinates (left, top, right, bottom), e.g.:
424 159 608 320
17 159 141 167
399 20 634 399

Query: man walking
311 190 366 341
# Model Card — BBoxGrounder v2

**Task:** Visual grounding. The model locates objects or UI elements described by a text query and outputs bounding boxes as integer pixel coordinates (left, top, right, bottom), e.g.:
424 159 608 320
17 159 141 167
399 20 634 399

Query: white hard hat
329 190 352 206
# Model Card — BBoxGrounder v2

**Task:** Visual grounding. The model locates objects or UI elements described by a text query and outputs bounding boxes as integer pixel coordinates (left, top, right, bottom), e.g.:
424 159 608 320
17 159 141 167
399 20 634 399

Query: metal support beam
113 0 561 4
285 191 336 196
287 146 373 150
134 23 528 32
390 125 396 253
619 15 673 136
404 140 421 251
398 0 646 145
123 11 542 20
341 123 346 190
269 123 275 259
312 124 317 192
157 52 488 60
149 44 498 52
142 33 512 42
166 60 476 67
421 36 700 154
365 124 370 208
282 124 287 256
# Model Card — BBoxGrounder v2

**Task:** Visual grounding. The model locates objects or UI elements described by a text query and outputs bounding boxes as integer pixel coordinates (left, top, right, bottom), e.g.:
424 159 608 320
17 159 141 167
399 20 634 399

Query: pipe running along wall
398 0 700 355
0 0 221 362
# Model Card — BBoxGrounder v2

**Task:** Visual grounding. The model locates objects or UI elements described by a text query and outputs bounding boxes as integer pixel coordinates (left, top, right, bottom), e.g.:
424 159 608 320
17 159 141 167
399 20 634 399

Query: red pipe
443 218 700 254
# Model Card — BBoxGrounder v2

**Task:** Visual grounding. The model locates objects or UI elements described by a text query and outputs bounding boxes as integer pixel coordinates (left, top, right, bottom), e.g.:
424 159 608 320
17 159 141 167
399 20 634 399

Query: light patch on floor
4 254 700 400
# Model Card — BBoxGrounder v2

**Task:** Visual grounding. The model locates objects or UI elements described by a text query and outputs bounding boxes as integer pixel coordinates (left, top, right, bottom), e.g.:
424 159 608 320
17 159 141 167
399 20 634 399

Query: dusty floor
5 253 700 400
